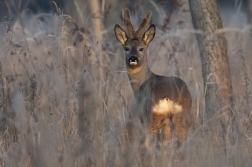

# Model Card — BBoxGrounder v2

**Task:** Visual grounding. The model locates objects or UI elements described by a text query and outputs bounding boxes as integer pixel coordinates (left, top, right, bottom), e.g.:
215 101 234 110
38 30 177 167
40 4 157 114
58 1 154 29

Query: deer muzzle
128 56 139 66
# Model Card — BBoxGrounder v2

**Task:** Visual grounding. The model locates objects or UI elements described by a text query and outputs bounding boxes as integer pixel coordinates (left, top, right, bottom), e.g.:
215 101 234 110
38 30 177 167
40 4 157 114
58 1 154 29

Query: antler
123 8 152 39
135 11 152 39
124 8 135 38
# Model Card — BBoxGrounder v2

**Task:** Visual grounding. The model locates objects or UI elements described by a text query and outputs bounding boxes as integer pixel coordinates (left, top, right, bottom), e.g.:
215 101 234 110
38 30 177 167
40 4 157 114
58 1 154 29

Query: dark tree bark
189 0 237 155
248 0 252 23
189 0 233 118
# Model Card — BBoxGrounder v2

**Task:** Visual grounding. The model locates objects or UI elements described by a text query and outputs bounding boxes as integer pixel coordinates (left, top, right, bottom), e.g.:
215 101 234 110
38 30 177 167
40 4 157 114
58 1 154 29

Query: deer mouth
128 56 139 66
129 61 138 65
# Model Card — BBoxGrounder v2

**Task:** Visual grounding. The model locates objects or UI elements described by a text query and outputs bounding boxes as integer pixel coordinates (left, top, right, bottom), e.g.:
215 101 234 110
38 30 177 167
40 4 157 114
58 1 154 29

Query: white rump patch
152 98 182 114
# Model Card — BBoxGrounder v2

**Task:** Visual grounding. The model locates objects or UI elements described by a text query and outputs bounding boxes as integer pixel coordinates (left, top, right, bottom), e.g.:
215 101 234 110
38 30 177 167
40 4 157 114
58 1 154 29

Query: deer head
114 9 155 70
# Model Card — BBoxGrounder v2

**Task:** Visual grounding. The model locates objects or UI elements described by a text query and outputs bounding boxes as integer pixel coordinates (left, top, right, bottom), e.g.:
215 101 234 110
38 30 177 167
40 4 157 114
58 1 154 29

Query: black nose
128 56 139 64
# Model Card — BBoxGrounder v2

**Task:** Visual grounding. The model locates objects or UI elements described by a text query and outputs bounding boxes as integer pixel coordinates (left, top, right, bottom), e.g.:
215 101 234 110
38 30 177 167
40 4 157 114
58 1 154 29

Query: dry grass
0 1 251 166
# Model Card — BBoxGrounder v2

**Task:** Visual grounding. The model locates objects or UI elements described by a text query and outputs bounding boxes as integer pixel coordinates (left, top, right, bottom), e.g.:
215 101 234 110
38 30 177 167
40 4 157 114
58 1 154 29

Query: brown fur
137 75 191 147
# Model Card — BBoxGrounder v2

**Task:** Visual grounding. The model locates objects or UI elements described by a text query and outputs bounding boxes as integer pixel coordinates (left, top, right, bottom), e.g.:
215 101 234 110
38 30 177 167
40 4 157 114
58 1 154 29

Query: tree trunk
189 0 237 155
89 0 103 42
248 0 252 23
189 0 233 118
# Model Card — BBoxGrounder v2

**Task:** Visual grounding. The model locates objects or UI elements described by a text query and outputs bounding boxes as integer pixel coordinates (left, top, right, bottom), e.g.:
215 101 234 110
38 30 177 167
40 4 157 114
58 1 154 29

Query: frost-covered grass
0 1 251 166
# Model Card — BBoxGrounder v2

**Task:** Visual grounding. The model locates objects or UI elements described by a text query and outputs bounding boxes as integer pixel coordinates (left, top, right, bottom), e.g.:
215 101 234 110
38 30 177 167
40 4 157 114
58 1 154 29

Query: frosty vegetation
0 1 251 166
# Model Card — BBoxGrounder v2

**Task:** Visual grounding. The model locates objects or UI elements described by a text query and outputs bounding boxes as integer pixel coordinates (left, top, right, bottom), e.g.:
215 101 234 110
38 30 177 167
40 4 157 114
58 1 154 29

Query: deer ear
114 24 128 45
142 24 155 45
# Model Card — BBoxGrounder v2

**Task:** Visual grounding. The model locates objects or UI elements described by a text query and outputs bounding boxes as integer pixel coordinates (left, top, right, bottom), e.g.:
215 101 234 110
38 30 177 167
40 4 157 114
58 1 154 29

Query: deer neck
127 63 153 96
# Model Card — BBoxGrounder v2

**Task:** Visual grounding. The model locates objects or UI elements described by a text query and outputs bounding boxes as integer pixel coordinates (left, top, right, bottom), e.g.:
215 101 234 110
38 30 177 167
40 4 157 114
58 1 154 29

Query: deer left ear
114 24 128 45
142 24 155 45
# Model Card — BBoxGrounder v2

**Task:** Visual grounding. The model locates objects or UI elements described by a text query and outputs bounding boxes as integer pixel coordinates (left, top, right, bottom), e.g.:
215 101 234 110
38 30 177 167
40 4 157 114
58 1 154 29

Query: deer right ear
114 24 128 45
143 24 155 45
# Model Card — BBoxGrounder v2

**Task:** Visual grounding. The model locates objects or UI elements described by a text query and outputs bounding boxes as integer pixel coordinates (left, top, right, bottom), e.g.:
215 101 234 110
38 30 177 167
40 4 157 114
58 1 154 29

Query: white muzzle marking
129 62 138 65
152 98 182 114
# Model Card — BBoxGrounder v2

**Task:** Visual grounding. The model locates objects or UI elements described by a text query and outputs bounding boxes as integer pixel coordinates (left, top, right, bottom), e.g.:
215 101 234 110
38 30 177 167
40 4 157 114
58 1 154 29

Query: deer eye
139 48 144 51
125 47 129 51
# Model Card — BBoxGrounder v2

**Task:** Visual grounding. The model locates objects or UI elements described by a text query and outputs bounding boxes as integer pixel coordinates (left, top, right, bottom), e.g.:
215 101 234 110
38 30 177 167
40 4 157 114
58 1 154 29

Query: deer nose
128 56 139 65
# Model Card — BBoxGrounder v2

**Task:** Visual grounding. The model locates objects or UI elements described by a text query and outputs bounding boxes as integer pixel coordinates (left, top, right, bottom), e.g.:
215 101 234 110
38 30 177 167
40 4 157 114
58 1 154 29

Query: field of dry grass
0 1 251 166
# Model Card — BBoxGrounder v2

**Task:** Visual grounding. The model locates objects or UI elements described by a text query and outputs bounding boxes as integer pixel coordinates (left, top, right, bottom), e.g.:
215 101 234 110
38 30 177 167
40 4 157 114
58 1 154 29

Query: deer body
114 9 192 147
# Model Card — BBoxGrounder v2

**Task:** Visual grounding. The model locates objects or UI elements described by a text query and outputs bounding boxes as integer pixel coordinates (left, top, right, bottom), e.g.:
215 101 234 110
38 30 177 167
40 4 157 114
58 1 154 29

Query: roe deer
114 8 192 147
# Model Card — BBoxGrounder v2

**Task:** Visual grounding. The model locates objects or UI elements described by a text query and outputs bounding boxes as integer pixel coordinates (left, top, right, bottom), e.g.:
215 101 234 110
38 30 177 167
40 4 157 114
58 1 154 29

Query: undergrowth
0 1 251 166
